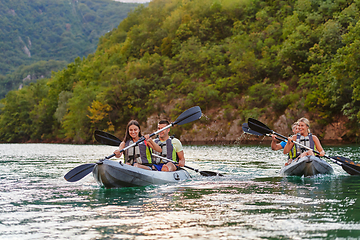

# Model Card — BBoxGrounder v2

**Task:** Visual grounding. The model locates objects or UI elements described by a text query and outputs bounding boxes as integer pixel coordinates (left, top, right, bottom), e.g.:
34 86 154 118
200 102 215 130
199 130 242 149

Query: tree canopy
1 0 360 143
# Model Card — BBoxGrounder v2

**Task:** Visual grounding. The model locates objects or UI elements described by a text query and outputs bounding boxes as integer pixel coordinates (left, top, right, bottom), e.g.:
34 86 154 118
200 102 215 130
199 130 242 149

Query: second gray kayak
280 155 334 177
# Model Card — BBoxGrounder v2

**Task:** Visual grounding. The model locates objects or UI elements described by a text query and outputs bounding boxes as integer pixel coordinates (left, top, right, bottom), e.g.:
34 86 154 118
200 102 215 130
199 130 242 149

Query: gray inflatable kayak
92 159 191 188
279 155 334 177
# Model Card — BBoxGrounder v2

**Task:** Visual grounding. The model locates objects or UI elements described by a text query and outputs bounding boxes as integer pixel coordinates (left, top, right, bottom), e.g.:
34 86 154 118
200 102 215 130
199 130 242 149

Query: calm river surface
1 143 360 239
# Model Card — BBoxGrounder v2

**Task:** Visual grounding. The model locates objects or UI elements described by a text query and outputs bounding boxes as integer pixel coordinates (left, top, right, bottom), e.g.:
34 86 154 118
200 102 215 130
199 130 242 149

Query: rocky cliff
143 107 351 145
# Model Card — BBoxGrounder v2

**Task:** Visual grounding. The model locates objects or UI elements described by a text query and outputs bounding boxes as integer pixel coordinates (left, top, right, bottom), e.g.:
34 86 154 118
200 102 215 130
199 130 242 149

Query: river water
1 143 360 239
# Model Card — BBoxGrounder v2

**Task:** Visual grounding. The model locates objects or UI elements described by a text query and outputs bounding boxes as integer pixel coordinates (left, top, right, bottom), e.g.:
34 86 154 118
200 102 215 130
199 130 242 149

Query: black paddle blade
199 171 224 177
242 123 264 136
64 163 96 182
341 164 360 176
174 106 202 126
94 130 121 146
330 156 360 175
248 118 273 135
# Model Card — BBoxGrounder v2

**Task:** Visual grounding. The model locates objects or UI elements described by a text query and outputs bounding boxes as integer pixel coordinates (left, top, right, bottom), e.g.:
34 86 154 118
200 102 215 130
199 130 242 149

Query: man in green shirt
153 120 185 171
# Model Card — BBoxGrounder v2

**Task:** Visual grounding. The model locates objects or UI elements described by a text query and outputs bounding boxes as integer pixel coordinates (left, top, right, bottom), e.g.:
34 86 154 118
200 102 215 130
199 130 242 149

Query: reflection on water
0 143 360 239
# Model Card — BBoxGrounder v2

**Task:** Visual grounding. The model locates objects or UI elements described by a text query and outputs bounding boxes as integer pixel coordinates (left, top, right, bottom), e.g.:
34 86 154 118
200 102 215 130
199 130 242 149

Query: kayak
279 155 334 177
92 159 191 188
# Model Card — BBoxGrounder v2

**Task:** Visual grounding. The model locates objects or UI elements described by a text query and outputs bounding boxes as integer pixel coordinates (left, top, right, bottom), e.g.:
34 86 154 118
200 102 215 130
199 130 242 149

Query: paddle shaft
265 133 285 142
152 153 199 172
152 153 222 176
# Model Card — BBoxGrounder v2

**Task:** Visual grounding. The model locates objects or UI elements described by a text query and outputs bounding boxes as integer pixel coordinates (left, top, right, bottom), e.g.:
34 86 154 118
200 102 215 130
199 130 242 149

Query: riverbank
2 108 355 145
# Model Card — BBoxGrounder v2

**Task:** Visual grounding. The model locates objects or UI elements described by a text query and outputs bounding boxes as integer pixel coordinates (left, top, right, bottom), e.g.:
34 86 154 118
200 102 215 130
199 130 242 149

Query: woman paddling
113 120 162 170
283 117 325 165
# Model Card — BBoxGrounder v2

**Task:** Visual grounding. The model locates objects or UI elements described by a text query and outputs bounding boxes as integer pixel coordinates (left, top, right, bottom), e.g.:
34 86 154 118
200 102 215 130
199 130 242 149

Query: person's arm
144 134 162 152
114 141 125 158
177 150 185 167
172 138 185 167
283 135 296 154
313 135 325 156
271 135 283 151
280 141 287 149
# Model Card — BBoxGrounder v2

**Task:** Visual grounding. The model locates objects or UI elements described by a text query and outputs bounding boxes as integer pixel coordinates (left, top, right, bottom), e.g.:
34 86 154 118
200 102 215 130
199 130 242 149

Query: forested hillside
0 0 138 98
1 0 360 143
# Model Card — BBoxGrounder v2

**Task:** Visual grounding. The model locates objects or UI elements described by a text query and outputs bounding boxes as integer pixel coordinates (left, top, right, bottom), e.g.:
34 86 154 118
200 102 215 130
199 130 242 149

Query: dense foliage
0 0 138 97
1 0 360 143
0 60 67 99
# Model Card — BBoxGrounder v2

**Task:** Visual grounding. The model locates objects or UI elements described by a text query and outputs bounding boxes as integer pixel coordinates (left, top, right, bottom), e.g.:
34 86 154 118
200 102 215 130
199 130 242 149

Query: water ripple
1 143 360 239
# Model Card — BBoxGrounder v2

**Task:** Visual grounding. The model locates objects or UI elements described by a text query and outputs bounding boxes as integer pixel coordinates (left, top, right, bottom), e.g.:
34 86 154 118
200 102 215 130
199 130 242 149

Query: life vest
124 140 153 165
288 145 297 160
153 137 178 164
289 133 316 159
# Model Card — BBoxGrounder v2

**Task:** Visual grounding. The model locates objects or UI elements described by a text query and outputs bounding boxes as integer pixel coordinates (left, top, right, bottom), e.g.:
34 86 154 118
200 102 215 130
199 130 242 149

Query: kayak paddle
329 156 360 175
247 118 360 175
242 123 263 136
94 129 121 146
152 154 223 177
64 163 96 182
64 106 202 182
242 122 284 141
